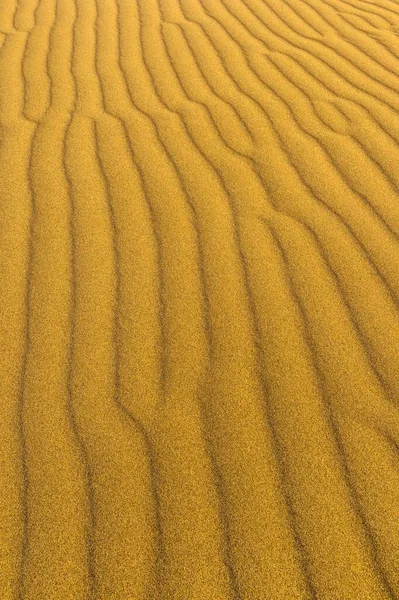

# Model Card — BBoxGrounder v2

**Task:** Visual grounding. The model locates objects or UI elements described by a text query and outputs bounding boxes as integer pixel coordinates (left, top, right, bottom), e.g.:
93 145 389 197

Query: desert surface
1 0 399 598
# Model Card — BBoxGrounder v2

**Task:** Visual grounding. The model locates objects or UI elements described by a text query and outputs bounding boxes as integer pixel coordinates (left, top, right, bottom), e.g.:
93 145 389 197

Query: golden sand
1 0 399 597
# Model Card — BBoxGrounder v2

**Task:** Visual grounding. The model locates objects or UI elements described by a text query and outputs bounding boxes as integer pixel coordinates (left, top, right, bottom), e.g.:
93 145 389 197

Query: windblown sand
1 0 399 598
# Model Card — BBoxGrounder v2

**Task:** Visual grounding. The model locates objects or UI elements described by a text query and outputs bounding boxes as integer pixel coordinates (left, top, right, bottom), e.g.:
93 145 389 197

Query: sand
1 0 399 597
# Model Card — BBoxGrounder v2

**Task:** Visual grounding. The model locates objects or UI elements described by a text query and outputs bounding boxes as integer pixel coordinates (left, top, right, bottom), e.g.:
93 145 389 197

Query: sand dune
1 0 399 597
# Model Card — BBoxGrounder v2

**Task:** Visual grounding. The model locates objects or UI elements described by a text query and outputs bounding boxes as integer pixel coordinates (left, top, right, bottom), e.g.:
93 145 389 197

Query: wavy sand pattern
1 0 399 597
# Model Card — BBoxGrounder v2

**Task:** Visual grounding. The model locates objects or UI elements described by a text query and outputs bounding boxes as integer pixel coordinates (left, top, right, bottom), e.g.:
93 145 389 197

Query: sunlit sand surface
1 0 399 598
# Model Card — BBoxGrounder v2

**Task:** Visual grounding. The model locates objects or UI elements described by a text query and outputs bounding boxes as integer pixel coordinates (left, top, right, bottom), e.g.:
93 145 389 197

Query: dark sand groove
1 0 399 598
64 114 101 600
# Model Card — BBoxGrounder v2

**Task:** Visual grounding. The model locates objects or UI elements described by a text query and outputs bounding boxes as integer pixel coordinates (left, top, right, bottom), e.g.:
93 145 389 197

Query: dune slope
1 0 399 598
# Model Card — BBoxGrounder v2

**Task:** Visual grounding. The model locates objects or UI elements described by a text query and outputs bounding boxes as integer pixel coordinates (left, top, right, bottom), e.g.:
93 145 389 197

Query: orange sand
1 0 399 598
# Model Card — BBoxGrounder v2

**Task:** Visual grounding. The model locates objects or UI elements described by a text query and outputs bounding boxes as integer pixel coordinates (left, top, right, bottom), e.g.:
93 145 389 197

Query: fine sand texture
1 0 399 598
